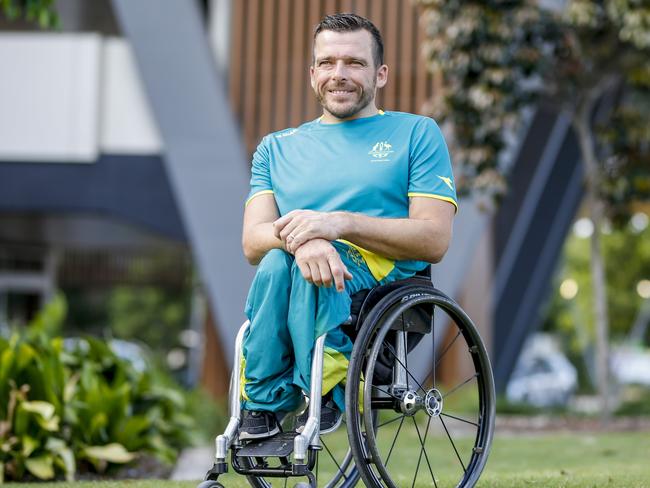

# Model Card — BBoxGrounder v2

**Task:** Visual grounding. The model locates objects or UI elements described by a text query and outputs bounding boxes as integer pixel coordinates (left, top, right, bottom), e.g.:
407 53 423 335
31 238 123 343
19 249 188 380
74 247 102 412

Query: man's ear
376 64 388 89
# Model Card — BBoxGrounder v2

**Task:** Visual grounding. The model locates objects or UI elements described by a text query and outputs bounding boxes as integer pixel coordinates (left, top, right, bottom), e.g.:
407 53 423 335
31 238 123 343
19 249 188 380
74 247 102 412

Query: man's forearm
242 222 285 265
334 211 450 263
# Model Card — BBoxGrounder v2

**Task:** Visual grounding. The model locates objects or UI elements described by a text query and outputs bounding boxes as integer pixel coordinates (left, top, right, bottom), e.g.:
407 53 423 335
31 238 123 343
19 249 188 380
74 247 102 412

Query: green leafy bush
0 294 197 481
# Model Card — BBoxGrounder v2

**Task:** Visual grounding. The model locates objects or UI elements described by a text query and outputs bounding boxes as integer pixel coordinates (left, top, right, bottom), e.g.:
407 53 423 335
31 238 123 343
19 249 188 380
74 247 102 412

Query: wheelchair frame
207 320 327 482
200 276 495 488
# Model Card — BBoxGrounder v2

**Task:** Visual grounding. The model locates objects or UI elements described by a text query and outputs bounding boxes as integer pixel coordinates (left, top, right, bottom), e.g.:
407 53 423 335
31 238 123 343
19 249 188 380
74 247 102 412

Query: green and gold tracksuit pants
241 241 426 414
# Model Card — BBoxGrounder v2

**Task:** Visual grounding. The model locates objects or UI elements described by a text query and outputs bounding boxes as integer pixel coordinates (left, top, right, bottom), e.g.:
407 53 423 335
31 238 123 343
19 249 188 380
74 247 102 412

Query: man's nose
332 60 348 79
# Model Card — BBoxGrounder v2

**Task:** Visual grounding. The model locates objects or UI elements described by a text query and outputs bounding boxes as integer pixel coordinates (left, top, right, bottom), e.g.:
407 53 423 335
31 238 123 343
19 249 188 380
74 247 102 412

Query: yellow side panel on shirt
337 239 395 282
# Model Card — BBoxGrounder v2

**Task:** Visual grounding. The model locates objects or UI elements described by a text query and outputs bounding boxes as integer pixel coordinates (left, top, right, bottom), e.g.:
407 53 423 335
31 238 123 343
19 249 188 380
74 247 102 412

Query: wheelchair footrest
236 432 296 458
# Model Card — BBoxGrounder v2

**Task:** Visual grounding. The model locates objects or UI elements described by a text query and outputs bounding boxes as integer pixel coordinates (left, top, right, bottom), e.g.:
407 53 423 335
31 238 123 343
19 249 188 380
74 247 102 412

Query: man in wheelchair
239 12 457 442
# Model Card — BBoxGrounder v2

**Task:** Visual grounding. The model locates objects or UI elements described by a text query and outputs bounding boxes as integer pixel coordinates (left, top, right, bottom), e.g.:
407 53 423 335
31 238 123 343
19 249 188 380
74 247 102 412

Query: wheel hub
398 390 422 415
424 389 443 417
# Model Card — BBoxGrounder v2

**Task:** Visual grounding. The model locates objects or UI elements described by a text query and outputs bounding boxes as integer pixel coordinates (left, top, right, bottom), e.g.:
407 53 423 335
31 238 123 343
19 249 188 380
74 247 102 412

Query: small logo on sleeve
369 141 394 161
276 128 298 138
437 175 454 191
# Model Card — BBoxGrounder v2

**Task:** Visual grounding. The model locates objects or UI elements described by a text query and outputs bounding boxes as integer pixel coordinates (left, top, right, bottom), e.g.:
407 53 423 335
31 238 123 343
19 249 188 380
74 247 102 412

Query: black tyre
197 481 224 488
346 286 495 488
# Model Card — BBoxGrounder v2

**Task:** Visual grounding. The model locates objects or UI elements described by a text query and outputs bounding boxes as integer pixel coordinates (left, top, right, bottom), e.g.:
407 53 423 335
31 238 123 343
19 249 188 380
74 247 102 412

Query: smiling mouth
328 88 355 96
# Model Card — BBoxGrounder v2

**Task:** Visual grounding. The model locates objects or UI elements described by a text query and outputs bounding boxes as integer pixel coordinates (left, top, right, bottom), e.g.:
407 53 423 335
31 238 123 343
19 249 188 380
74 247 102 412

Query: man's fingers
343 266 353 280
284 223 304 249
308 262 322 286
273 210 299 238
328 255 351 292
296 260 312 283
279 218 302 242
273 217 288 238
332 267 345 292
288 224 314 251
317 260 333 288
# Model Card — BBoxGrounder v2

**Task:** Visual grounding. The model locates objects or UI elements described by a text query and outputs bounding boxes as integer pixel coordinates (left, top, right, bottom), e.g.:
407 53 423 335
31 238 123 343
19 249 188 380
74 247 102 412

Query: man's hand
294 238 352 291
273 210 345 254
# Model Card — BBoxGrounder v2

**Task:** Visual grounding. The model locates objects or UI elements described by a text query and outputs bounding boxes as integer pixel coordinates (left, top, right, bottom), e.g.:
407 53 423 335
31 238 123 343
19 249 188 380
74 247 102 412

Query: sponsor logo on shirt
276 128 298 138
369 141 394 162
437 175 454 191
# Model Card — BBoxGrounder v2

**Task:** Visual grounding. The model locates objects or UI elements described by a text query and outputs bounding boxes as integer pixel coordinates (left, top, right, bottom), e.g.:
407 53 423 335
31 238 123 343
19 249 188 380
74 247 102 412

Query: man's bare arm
274 197 455 263
242 194 284 265
242 194 353 291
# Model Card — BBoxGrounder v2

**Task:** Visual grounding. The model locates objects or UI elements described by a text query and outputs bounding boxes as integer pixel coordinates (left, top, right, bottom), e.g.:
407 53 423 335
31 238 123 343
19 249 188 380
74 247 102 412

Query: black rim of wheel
347 288 495 488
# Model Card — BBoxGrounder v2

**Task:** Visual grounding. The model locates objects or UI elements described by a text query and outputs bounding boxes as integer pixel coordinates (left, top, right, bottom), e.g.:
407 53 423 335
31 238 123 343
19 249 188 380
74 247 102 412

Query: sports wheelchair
199 268 495 487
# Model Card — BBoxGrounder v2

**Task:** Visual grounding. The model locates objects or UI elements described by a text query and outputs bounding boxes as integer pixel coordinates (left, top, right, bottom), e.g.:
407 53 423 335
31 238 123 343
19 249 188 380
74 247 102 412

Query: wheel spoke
435 330 461 369
420 327 461 391
321 438 348 481
422 416 438 488
431 310 436 389
441 412 479 427
384 414 405 467
402 315 410 390
443 373 478 399
411 415 437 488
384 341 426 393
439 416 466 473
360 377 402 402
377 414 405 429
411 437 423 488
372 384 400 401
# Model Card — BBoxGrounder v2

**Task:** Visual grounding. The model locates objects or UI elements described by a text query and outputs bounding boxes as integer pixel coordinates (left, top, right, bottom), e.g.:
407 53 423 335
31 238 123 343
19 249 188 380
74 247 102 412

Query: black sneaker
295 400 343 435
239 410 280 441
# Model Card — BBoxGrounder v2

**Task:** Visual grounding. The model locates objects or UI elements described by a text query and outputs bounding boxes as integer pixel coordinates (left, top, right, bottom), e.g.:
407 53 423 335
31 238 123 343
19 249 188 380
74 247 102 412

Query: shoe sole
238 425 280 441
295 413 343 435
320 412 343 435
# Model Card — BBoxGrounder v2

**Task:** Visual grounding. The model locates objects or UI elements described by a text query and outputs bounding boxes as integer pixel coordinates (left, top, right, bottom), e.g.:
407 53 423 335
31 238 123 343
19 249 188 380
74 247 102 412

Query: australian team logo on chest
368 141 394 162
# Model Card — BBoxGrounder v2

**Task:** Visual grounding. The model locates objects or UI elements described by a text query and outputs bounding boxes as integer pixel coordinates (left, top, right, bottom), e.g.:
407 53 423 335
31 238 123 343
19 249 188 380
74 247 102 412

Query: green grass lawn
9 431 650 487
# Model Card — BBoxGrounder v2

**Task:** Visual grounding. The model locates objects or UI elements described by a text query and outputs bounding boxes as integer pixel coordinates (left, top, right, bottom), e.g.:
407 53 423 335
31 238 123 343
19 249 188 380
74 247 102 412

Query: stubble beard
316 84 375 120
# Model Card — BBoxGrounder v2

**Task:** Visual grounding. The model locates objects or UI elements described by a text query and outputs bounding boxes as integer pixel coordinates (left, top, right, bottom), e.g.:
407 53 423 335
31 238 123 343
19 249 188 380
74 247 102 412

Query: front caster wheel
197 481 224 488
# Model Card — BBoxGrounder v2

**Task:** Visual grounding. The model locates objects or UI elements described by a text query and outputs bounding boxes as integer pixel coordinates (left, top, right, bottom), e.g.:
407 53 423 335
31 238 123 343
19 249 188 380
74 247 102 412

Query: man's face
310 29 387 122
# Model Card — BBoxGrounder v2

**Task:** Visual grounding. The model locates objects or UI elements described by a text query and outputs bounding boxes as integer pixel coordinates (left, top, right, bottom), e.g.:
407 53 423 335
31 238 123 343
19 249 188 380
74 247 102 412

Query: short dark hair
313 13 384 67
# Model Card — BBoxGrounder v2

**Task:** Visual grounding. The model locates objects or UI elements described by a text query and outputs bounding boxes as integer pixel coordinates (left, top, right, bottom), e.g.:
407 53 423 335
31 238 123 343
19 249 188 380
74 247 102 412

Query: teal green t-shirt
246 111 457 281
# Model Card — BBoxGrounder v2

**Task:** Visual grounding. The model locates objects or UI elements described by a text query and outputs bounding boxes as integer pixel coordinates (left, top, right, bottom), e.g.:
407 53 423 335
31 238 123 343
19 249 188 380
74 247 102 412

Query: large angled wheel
346 286 495 488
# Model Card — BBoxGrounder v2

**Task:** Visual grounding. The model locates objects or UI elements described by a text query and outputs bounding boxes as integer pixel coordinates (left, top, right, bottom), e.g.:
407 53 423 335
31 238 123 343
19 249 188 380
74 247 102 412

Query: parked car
611 344 650 387
506 333 578 407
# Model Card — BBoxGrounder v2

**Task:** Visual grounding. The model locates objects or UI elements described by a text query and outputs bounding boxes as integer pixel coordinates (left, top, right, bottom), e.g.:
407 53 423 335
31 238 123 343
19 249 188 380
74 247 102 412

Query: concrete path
171 446 213 481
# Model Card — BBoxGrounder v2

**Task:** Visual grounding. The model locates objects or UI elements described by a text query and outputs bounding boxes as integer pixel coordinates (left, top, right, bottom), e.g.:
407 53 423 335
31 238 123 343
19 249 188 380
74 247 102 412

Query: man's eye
319 60 332 66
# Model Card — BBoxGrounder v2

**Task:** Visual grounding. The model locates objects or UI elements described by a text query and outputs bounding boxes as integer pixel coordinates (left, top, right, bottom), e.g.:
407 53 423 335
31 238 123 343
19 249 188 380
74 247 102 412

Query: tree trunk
588 190 611 421
574 101 611 423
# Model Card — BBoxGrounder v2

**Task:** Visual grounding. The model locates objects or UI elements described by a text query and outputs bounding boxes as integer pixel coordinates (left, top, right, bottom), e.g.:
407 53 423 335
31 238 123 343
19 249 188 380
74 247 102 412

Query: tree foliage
419 1 560 199
0 0 58 28
418 0 650 216
545 217 650 342
418 0 650 415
